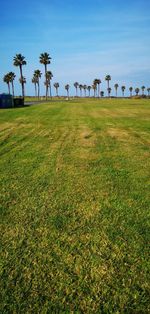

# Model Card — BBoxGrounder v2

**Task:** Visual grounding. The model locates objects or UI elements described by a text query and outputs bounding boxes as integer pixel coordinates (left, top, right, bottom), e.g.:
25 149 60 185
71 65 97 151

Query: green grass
0 98 150 313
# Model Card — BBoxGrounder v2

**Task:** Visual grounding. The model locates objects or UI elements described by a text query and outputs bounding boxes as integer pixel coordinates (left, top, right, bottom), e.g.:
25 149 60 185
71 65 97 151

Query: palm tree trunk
47 85 49 99
107 81 109 97
76 87 77 97
19 65 24 97
49 81 52 99
11 81 15 97
98 84 100 98
35 83 37 97
38 81 40 99
45 64 48 100
96 86 97 97
116 89 117 97
7 83 10 94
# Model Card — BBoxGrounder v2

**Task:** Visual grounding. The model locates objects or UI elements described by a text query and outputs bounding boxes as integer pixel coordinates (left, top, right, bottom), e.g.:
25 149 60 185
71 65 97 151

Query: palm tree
79 84 83 97
65 84 70 97
54 82 59 97
19 77 26 96
45 71 53 98
93 80 97 96
97 79 101 97
44 80 49 97
92 84 97 97
93 79 101 97
135 88 140 96
13 54 26 97
3 73 11 94
87 86 91 97
100 91 104 97
83 85 87 97
34 70 42 98
39 52 51 99
121 86 126 97
141 86 145 96
105 75 111 97
129 87 133 97
107 87 111 97
114 83 119 97
32 75 38 97
74 82 79 97
8 72 16 97
147 88 150 96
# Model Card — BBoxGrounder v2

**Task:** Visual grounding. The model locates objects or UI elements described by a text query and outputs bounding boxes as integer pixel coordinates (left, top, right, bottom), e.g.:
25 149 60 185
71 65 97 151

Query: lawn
0 98 150 313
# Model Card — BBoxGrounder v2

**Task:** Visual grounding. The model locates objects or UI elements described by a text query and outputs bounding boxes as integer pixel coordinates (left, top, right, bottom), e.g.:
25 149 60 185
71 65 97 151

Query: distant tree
129 87 133 97
100 91 104 97
114 83 119 97
93 80 97 96
97 79 101 97
13 53 26 97
44 80 49 96
34 70 42 98
54 82 59 97
3 73 11 94
92 84 97 97
105 75 111 97
39 52 51 99
19 76 26 96
74 82 79 97
32 75 38 97
141 85 145 95
94 79 101 97
147 87 150 96
83 85 87 97
107 87 112 97
79 84 83 97
135 88 140 96
65 84 70 97
121 86 126 97
45 71 53 98
87 86 91 97
93 79 101 97
8 72 16 97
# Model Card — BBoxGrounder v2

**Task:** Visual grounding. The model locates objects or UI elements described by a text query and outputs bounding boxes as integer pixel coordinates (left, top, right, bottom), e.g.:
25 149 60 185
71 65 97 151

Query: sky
0 0 150 96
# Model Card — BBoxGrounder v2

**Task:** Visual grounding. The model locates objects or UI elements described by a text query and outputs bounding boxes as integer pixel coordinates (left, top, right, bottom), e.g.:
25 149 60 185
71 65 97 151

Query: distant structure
0 94 13 108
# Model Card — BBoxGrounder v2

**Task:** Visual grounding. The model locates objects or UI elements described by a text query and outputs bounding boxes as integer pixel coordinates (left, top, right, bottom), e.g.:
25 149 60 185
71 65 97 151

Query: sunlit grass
0 98 150 313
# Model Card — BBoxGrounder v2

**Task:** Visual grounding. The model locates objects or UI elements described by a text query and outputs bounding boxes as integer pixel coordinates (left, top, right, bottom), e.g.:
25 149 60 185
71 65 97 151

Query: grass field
0 98 150 313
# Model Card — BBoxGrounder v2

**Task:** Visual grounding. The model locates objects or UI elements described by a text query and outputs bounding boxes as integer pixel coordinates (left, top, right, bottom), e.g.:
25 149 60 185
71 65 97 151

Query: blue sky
0 0 150 96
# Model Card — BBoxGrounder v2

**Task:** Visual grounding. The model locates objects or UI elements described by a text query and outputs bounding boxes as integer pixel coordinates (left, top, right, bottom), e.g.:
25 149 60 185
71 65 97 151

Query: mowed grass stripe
0 99 150 313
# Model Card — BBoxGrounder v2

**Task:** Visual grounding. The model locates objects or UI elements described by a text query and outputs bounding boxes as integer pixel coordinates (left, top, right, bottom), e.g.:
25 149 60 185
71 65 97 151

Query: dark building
0 94 13 108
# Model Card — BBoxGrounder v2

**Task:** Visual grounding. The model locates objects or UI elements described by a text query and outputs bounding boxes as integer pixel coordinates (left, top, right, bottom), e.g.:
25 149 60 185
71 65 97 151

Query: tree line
2 53 150 98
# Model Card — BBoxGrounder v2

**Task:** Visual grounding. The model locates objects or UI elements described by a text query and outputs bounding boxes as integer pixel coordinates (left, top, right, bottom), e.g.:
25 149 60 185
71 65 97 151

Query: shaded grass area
0 98 150 313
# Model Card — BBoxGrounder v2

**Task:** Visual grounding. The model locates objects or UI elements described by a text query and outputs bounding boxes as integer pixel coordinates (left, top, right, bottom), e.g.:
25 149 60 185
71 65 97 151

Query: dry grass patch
73 126 98 160
107 127 130 141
